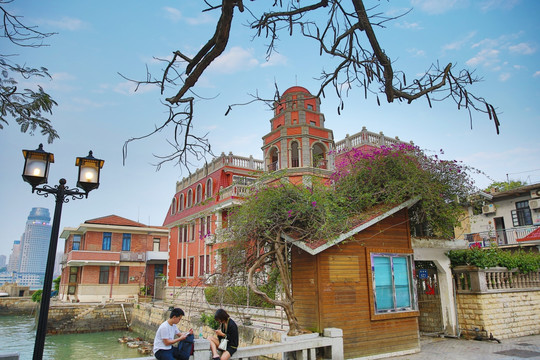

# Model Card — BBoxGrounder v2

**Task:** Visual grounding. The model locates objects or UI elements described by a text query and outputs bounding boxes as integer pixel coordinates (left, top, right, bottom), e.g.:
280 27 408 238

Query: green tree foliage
447 247 540 274
31 289 42 303
53 275 61 292
332 144 476 237
0 1 59 143
227 147 476 333
484 180 527 192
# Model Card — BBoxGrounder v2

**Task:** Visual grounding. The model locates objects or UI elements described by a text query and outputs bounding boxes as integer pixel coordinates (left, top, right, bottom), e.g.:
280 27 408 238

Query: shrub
32 290 42 303
446 247 540 273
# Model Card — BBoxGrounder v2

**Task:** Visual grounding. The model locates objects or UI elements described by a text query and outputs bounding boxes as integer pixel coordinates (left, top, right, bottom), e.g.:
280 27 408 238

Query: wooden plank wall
292 209 420 358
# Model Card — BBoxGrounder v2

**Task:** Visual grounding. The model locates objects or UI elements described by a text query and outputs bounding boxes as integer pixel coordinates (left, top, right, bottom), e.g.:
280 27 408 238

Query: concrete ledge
0 353 20 360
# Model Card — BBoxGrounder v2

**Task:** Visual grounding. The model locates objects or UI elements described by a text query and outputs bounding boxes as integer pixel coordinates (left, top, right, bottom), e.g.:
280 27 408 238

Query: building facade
455 183 540 247
58 215 169 302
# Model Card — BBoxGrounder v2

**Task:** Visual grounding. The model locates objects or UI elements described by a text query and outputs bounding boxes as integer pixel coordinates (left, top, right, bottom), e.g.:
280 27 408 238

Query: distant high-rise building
17 207 52 288
0 255 6 268
7 239 21 273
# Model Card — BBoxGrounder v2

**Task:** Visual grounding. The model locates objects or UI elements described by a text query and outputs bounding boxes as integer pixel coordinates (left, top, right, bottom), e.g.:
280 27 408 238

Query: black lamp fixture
21 144 104 360
22 144 55 189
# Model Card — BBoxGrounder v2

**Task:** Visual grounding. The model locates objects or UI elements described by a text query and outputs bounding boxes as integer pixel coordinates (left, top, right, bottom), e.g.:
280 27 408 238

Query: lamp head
22 144 54 189
76 151 104 193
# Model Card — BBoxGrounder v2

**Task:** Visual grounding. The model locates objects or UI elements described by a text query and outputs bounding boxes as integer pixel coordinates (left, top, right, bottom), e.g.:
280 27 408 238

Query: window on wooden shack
371 253 415 313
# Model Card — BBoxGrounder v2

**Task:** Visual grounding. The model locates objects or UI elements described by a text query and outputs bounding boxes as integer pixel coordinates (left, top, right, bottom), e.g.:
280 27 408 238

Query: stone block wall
131 303 284 348
0 297 37 315
46 303 132 334
456 290 540 339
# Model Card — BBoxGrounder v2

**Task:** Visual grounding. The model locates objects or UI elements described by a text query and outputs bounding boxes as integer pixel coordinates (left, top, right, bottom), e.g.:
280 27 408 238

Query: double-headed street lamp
22 144 104 360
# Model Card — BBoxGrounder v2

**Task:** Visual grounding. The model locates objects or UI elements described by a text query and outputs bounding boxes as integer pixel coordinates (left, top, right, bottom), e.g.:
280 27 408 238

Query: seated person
153 307 194 360
209 308 238 360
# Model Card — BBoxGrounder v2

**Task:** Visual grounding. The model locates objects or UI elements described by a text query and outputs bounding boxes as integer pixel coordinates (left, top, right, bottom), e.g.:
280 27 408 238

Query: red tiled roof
283 197 420 255
85 215 150 228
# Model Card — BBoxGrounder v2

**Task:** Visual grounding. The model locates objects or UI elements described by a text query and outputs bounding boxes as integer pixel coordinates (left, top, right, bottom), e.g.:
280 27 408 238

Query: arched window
312 143 327 169
170 197 177 215
268 147 279 171
179 194 184 212
291 141 300 168
206 178 213 199
187 189 193 208
196 184 202 204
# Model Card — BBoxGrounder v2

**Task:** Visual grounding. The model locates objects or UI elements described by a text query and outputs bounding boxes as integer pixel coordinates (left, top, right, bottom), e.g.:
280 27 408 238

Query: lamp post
22 144 104 360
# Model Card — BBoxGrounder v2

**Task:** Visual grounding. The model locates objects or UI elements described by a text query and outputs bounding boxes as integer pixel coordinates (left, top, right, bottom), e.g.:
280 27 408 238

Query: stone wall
46 303 132 334
0 297 37 315
457 291 540 339
131 302 284 348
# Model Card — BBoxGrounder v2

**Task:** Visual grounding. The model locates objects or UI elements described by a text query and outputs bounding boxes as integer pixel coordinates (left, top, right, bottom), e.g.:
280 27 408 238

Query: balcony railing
453 266 540 294
464 225 538 246
334 126 411 153
219 184 252 199
120 251 145 262
176 152 264 192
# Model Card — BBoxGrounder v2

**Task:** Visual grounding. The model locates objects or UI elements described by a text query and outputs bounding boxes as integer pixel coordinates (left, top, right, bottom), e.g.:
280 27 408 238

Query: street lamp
22 144 104 360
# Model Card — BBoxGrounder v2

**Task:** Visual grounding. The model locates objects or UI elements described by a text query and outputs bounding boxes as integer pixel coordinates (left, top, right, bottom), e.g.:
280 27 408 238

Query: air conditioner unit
129 276 136 281
482 204 496 214
529 199 540 210
531 189 540 199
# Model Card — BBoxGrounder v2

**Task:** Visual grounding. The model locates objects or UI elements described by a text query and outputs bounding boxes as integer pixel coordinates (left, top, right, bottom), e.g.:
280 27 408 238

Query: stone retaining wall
0 297 37 315
131 302 284 349
457 290 540 339
47 303 132 334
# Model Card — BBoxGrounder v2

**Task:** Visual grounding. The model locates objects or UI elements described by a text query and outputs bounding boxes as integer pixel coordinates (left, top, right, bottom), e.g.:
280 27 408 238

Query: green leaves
447 247 540 273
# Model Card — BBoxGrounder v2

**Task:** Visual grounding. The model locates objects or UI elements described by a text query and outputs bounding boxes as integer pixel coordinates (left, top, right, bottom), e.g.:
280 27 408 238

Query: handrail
176 152 263 192
453 266 540 294
335 126 411 153
464 225 539 246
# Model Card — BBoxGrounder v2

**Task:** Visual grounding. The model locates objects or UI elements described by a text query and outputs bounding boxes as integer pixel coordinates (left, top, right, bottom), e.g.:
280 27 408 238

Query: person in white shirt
153 307 194 360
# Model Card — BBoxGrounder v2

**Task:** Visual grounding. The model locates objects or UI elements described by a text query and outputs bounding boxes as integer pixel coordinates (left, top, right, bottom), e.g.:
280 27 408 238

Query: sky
1 0 539 258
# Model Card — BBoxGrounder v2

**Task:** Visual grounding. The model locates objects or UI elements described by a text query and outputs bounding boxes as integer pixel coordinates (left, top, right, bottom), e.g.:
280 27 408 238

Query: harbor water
0 315 148 360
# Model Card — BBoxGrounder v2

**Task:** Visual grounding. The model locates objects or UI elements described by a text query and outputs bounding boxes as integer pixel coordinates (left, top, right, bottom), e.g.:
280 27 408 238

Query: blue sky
1 0 539 257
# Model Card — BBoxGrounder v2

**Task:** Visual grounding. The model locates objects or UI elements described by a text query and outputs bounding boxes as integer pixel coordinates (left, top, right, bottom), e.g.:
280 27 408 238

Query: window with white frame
187 189 193 208
371 252 415 313
179 194 184 211
196 184 202 204
206 178 213 199
170 197 177 215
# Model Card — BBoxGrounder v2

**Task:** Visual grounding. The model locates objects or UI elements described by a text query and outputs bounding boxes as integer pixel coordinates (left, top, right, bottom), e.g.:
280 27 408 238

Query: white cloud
508 42 536 55
261 52 288 68
163 7 182 22
442 31 476 52
407 48 426 57
411 0 467 14
185 13 214 25
396 21 423 30
533 71 540 78
43 17 85 31
112 81 156 95
208 46 259 74
498 73 511 82
479 0 520 12
466 48 500 67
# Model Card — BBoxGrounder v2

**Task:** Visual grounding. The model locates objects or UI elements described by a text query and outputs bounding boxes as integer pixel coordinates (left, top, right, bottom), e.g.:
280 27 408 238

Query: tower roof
282 86 312 97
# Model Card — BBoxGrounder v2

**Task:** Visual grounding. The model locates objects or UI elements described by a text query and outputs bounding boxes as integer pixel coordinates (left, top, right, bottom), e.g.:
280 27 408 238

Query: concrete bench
118 328 343 360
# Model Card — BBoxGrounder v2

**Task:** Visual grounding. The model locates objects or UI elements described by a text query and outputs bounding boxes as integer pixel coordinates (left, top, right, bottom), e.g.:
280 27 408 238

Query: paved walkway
387 334 540 360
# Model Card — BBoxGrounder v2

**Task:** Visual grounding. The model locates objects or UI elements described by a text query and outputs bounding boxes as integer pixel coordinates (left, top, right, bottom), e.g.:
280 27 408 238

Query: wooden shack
285 198 420 359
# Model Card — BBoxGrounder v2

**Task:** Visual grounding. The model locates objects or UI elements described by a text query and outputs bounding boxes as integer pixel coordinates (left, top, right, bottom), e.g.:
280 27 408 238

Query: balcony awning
67 260 120 266
517 227 540 242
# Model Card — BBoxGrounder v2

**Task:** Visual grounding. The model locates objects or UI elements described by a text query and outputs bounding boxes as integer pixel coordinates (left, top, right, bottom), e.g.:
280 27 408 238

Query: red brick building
59 215 169 302
162 86 407 289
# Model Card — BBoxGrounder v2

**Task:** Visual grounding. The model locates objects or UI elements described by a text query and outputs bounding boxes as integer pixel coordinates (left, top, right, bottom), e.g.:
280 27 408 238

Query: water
0 315 148 360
